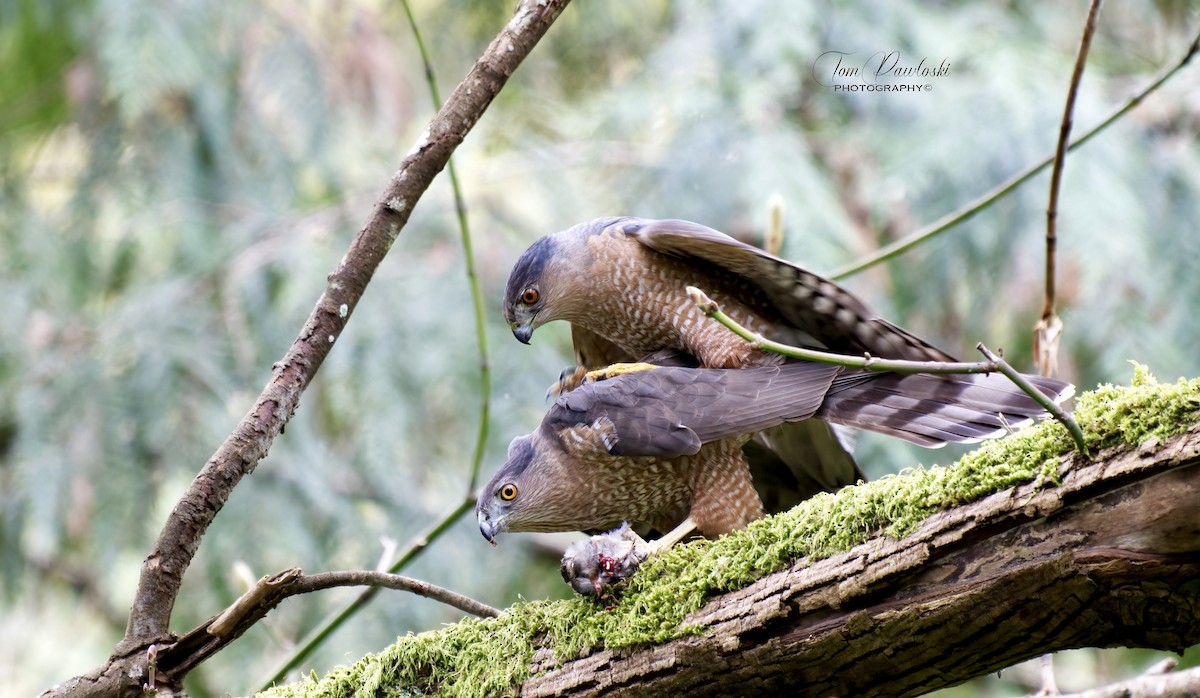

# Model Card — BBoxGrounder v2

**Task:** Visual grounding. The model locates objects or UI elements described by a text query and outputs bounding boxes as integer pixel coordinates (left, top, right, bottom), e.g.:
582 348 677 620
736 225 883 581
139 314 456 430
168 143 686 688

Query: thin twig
830 24 1200 281
1045 0 1104 321
160 561 498 681
257 496 476 691
295 570 499 618
400 0 492 495
687 286 995 375
1036 0 1103 379
687 286 1089 455
977 344 1089 457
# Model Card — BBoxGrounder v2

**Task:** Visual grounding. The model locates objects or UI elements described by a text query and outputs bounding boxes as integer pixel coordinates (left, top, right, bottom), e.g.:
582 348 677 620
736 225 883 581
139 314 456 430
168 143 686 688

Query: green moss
260 371 1200 698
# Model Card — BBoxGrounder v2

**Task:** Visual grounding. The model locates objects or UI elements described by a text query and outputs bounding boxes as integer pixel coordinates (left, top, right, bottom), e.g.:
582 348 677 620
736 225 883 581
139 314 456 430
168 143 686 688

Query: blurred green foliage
1 0 1197 695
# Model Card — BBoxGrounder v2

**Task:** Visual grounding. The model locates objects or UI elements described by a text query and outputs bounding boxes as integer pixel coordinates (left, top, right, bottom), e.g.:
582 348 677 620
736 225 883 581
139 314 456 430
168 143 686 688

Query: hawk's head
503 235 558 345
503 218 635 344
477 433 569 544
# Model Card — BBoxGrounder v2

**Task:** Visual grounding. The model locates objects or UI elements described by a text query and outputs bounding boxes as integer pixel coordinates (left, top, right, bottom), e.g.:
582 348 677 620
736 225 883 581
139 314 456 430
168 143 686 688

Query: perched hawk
502 217 955 369
500 216 962 504
476 362 1072 549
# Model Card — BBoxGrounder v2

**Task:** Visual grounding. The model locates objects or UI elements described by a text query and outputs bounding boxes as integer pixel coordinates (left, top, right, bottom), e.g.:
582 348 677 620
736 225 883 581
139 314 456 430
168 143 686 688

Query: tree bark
523 428 1200 697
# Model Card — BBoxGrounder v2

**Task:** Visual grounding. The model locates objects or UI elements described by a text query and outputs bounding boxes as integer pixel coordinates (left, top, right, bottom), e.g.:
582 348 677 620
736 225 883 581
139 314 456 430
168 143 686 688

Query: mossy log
265 373 1200 697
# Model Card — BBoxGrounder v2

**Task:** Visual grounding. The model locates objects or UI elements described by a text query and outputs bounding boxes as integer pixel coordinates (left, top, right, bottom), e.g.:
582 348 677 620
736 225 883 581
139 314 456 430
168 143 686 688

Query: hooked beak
478 510 500 547
511 322 533 345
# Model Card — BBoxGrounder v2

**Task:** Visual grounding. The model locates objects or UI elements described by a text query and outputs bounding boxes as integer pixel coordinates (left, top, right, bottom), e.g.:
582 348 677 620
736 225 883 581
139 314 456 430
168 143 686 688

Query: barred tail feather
816 372 1074 447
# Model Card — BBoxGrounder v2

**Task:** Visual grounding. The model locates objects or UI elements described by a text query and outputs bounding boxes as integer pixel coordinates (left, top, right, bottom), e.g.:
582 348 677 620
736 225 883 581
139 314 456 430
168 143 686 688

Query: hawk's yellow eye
520 288 539 305
499 483 518 501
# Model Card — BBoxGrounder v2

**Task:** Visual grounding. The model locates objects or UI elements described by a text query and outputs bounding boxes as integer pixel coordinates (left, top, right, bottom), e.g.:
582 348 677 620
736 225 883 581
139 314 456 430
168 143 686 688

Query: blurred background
2 0 1199 695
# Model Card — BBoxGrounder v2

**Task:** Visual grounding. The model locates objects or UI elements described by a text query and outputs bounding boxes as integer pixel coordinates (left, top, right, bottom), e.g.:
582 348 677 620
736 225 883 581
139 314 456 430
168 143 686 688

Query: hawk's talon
547 365 588 399
584 362 660 383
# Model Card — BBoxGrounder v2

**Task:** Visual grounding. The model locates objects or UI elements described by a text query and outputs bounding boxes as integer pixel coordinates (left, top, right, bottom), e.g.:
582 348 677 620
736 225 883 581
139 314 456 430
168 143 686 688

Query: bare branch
1037 0 1104 377
43 2 571 696
1045 0 1104 322
295 571 499 618
271 417 1200 697
153 566 497 682
118 0 567 650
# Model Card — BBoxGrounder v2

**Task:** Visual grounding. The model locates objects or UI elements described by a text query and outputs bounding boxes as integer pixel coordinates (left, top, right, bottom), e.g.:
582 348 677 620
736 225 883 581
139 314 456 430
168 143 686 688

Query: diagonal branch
252 2 509 685
41 3 572 697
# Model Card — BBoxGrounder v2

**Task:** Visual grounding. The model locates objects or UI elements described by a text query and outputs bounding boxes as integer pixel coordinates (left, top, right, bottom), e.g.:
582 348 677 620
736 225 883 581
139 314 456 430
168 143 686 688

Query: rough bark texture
523 428 1200 697
39 2 571 696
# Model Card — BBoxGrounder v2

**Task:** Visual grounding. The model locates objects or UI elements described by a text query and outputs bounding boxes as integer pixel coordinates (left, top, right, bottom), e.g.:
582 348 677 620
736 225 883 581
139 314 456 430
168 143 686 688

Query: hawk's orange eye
520 288 539 305
499 484 519 501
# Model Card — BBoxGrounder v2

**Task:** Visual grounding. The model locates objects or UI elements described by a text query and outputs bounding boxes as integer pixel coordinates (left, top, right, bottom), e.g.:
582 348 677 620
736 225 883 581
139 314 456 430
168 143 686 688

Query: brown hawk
502 217 955 368
476 361 1073 551
499 216 963 507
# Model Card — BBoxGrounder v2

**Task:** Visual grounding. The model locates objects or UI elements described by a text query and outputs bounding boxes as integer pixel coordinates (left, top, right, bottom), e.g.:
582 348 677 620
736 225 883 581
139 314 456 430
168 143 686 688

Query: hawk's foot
584 362 660 383
547 365 589 400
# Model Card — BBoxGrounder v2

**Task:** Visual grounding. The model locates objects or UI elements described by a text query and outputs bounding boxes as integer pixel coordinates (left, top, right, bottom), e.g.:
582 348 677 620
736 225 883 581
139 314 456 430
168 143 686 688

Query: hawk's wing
546 363 842 459
629 218 956 362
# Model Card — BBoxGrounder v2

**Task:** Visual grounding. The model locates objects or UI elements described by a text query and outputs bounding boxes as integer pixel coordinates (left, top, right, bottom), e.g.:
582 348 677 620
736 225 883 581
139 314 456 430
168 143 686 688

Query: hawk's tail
815 372 1074 447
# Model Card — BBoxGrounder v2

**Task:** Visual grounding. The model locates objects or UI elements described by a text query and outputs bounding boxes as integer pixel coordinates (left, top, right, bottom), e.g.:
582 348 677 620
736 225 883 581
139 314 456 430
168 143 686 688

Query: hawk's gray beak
478 510 499 547
512 324 533 345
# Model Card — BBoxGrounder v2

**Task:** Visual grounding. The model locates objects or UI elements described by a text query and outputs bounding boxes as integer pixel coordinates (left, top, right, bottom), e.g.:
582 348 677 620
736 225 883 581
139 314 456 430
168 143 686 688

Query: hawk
476 361 1073 550
500 216 962 503
503 217 956 369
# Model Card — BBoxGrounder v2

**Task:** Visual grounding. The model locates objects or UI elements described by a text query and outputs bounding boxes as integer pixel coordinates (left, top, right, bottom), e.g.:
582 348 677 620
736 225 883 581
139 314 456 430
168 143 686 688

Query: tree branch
41 2 571 696
529 437 1200 696
268 379 1200 697
1036 0 1103 378
150 567 497 681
